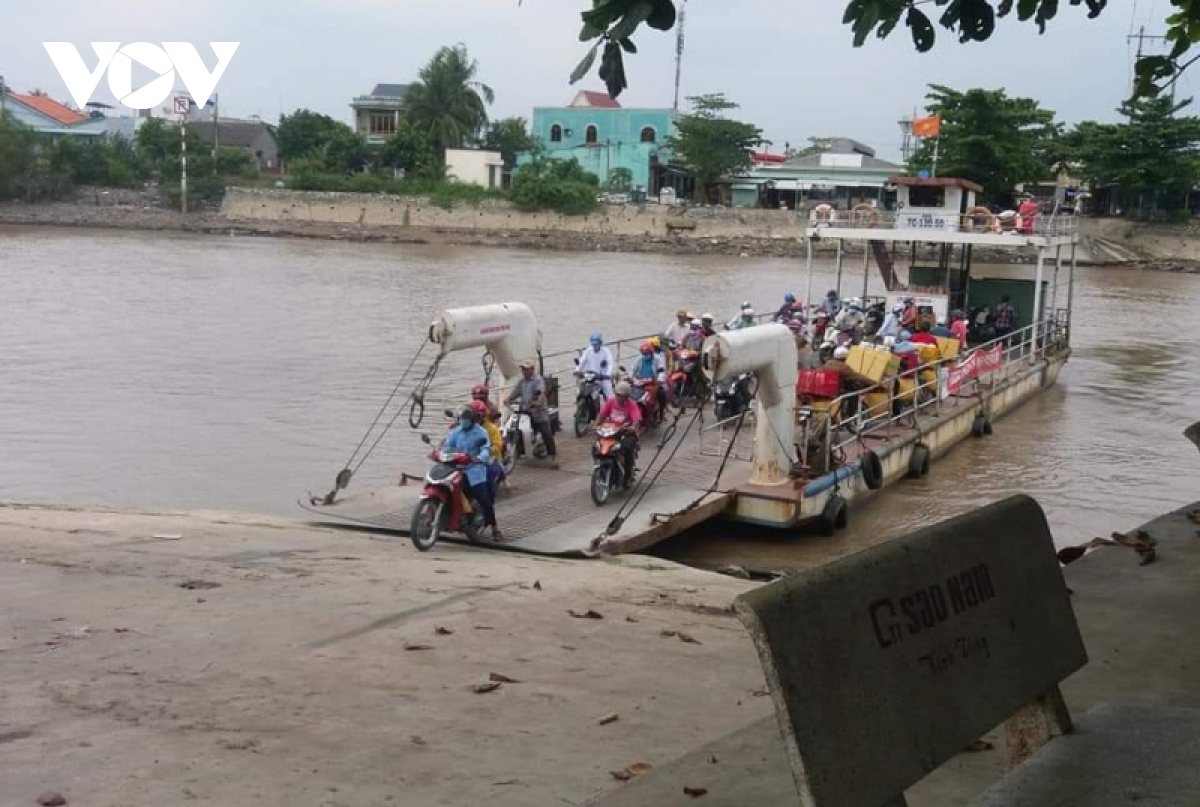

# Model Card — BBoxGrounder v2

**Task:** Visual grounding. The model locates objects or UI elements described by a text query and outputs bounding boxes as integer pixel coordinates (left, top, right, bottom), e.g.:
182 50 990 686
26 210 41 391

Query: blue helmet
784 292 796 303
589 332 603 346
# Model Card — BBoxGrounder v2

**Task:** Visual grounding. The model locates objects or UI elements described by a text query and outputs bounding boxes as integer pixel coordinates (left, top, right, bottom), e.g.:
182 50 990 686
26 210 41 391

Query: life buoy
966 206 994 233
851 203 881 227
810 203 835 227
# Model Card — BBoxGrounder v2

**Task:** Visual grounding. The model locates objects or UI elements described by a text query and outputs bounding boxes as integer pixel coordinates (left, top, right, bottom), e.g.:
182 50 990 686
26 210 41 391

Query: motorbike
409 436 486 552
630 377 663 430
573 370 608 437
590 419 637 506
714 373 754 420
669 348 708 406
503 407 548 466
863 303 886 337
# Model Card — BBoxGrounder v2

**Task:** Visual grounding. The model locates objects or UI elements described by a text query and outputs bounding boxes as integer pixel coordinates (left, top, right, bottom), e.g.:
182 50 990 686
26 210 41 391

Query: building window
550 124 562 143
640 126 656 143
907 185 945 208
369 113 396 135
585 125 598 145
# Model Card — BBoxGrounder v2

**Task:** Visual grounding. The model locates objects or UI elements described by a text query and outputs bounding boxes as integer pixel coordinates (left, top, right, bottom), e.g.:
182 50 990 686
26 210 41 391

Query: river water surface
2 225 1196 567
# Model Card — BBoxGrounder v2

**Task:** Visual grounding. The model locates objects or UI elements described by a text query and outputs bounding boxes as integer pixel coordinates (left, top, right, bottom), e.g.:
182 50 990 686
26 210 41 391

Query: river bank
4 188 1200 269
4 499 1198 807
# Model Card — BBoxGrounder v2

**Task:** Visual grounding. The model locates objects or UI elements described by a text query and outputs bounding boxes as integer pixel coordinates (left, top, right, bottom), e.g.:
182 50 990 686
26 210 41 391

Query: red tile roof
11 92 87 125
576 90 622 109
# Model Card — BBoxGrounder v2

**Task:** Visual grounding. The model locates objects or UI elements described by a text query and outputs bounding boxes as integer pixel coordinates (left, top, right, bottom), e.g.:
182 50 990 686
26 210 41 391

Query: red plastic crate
797 369 840 398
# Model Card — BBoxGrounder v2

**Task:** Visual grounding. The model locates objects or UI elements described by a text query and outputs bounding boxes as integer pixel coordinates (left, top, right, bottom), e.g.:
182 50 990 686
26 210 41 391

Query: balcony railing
808 208 1079 238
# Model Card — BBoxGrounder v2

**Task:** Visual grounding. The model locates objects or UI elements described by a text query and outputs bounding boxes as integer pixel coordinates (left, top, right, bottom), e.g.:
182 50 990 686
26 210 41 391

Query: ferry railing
803 315 1070 475
808 209 1079 238
698 412 757 461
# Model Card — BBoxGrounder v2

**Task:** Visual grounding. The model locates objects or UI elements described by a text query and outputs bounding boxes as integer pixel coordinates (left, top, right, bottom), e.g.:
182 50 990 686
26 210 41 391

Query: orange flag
911 114 941 138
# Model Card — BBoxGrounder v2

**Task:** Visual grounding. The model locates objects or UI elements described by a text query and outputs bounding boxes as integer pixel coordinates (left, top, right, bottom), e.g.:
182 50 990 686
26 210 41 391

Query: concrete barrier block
734 494 1086 807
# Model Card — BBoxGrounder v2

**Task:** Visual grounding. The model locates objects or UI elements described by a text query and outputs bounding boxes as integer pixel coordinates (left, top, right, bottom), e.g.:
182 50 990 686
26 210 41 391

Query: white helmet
690 318 702 327
740 300 751 309
833 345 851 360
701 312 714 322
820 340 835 351
892 304 904 314
883 335 897 348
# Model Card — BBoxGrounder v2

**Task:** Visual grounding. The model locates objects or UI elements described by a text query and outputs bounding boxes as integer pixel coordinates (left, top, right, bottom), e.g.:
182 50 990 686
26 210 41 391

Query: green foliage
0 111 44 199
1064 96 1200 216
377 121 439 179
909 84 1060 207
666 94 765 202
605 166 634 192
283 170 505 207
406 44 495 157
46 135 146 188
483 116 538 170
509 157 600 215
276 109 352 163
136 118 177 171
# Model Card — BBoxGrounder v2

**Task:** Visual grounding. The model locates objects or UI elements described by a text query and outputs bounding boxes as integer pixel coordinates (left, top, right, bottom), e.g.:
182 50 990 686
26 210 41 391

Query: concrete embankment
4 186 1200 269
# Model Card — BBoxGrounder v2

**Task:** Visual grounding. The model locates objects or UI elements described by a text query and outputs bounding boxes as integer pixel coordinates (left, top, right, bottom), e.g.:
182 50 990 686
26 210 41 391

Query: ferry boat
303 176 1079 555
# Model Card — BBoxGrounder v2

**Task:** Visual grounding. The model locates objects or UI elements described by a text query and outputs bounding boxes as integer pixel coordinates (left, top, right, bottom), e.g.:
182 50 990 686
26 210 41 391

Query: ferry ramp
300 408 754 557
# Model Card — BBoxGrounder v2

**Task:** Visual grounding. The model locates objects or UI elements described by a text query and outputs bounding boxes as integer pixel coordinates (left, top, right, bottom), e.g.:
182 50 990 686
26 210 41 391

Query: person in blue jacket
443 405 501 541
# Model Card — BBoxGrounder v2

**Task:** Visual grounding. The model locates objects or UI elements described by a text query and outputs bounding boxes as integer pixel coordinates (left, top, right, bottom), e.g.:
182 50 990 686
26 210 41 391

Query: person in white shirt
577 332 615 398
663 309 692 349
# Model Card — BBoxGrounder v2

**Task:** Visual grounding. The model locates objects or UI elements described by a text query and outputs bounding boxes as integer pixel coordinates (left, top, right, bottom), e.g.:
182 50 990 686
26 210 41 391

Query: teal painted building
520 91 677 191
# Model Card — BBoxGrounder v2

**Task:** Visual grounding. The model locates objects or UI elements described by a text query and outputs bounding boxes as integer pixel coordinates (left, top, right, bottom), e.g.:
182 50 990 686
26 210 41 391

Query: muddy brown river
2 225 1196 568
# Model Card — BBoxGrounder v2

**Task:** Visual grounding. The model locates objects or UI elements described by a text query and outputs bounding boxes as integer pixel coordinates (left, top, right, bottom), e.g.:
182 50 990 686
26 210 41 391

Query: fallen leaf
677 632 701 645
489 672 520 684
660 629 677 638
568 609 603 620
598 712 619 725
152 533 183 540
709 755 719 764
609 770 632 782
492 778 521 786
37 794 67 807
683 785 708 798
410 735 427 746
113 628 131 634
625 616 639 623
179 580 220 591
751 689 770 697
219 737 260 751
403 643 434 651
434 569 450 574
533 579 542 590
474 625 494 630
964 739 994 752
625 761 653 777
434 626 454 636
472 681 502 694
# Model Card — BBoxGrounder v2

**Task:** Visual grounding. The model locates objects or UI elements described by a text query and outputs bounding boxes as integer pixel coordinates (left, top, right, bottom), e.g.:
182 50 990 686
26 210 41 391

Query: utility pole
1128 26 1172 99
181 111 189 215
212 93 219 175
673 0 688 111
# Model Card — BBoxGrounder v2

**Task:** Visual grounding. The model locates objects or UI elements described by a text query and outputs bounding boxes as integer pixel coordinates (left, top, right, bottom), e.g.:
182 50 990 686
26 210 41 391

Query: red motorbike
631 377 663 429
409 438 486 551
669 348 707 406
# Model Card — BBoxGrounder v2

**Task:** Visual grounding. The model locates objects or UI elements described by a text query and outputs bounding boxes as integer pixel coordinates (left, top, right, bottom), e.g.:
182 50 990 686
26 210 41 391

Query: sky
0 0 1183 161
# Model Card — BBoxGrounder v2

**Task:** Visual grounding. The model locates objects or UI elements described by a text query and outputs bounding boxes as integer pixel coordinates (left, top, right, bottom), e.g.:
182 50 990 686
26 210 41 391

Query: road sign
173 96 190 116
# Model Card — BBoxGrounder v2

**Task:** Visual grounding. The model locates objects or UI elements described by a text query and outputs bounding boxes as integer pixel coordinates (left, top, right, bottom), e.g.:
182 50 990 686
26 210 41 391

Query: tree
908 85 1059 207
666 94 765 203
510 157 599 215
378 120 439 178
565 1 1200 101
405 44 495 159
276 109 351 164
605 166 634 192
482 116 538 171
0 112 40 199
787 136 833 160
1064 96 1200 216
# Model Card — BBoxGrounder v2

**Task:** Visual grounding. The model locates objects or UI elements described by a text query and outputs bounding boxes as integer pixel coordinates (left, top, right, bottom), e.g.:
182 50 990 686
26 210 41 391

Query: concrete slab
590 501 1200 807
973 703 1200 806
733 495 1084 807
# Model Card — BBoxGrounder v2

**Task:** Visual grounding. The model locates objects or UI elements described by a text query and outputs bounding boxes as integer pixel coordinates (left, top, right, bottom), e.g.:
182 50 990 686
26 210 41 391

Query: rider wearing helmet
682 318 707 351
471 384 501 424
775 292 803 323
577 331 614 399
596 381 642 487
700 313 718 339
880 304 903 339
821 289 842 316
443 404 501 540
632 340 667 416
823 344 876 398
730 307 757 330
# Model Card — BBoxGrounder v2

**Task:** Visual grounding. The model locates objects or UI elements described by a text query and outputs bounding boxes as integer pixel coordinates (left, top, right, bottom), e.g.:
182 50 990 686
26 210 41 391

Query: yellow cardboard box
863 391 890 419
848 346 899 383
917 344 941 366
897 376 917 403
935 337 961 359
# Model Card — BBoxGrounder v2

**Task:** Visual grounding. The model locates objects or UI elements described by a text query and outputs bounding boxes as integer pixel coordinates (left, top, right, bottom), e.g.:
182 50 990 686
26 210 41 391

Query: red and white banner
945 346 1004 396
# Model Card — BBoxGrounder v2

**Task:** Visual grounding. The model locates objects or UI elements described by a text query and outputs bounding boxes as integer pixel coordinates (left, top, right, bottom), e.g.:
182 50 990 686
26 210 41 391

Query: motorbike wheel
410 499 444 552
590 464 612 506
501 444 516 476
463 511 485 544
574 401 591 438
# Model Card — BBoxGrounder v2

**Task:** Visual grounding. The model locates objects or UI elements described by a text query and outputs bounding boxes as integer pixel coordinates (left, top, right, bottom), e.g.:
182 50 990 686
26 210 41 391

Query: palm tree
405 45 495 161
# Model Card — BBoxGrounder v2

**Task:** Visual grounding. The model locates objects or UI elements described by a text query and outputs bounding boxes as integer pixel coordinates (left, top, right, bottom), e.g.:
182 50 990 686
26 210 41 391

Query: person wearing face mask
577 332 615 399
443 404 501 541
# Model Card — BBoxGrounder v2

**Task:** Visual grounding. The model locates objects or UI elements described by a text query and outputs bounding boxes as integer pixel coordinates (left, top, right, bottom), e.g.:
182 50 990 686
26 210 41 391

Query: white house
444 148 504 189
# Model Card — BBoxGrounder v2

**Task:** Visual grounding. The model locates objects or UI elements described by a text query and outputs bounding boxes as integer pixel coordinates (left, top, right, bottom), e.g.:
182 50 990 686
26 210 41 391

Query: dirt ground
0 504 770 807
